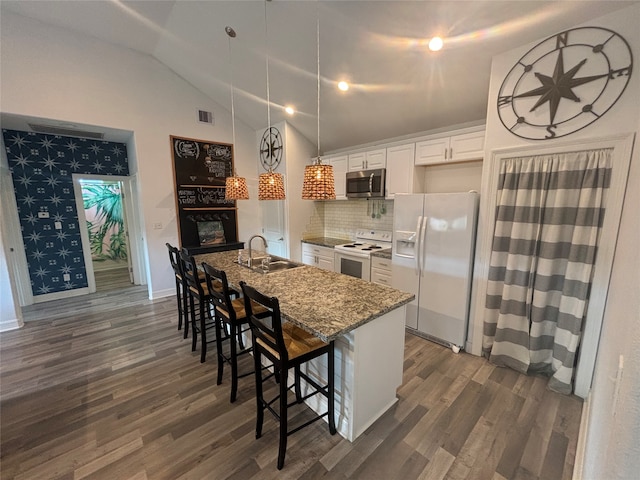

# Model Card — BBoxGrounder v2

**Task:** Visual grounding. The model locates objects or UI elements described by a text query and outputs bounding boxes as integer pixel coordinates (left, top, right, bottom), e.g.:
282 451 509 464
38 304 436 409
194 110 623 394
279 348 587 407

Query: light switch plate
54 221 62 230
38 211 50 218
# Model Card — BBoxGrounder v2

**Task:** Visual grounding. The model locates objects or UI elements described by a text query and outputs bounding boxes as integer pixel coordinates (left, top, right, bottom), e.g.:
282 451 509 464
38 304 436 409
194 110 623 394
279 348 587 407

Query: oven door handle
415 216 423 275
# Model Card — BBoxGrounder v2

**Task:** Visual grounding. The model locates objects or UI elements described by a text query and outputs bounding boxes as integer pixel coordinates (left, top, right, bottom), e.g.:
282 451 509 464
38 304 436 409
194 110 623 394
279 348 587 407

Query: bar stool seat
240 281 336 470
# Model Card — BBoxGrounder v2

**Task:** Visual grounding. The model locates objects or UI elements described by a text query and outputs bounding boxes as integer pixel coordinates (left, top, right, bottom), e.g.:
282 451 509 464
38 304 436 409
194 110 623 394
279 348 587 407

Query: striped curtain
483 148 611 394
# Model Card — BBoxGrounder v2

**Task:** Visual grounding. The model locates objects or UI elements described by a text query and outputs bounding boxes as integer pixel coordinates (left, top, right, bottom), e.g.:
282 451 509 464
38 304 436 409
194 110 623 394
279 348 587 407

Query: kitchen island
195 250 414 441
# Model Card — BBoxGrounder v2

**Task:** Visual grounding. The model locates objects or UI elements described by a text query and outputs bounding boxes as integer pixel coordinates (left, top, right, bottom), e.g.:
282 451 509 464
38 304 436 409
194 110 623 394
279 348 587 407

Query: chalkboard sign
177 186 235 208
172 137 233 185
171 135 238 249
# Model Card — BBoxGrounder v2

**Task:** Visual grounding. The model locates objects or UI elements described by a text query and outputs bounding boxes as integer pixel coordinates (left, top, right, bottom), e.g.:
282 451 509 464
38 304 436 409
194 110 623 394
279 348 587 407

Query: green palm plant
82 183 127 261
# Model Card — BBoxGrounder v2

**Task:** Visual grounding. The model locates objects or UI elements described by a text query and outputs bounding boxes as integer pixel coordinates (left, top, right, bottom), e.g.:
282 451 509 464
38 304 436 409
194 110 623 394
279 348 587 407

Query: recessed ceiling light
285 106 295 115
338 81 349 92
428 36 443 52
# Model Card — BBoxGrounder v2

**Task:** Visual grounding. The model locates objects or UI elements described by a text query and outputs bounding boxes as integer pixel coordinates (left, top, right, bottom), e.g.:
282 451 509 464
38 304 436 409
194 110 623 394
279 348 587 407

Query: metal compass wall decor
259 126 283 171
497 26 633 140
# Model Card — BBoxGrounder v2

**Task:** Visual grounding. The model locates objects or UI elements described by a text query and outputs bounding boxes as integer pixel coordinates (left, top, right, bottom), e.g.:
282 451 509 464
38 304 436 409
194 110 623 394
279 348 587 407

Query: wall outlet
54 221 62 230
37 211 50 218
153 222 163 230
63 274 71 281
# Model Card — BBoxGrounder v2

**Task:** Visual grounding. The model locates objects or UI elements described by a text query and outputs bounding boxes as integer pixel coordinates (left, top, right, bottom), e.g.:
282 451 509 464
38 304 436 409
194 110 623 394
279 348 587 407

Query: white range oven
334 230 392 281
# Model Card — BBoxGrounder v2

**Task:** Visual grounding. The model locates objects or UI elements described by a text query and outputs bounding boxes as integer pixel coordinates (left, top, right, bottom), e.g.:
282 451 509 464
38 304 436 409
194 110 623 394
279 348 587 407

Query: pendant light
258 0 286 200
224 26 249 200
302 3 335 200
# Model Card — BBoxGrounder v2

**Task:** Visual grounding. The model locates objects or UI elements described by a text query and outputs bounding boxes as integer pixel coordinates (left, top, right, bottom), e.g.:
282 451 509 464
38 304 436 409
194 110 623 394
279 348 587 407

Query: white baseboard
33 287 90 303
573 392 591 480
150 288 175 300
0 317 23 332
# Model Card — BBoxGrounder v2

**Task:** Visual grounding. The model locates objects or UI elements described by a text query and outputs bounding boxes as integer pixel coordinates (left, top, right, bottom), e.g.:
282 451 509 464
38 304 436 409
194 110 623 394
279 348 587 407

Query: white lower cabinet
302 243 335 271
370 256 392 286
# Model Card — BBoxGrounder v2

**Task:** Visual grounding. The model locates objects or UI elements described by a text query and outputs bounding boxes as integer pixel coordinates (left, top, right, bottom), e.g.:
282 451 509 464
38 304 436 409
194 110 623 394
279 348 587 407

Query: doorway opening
80 178 132 292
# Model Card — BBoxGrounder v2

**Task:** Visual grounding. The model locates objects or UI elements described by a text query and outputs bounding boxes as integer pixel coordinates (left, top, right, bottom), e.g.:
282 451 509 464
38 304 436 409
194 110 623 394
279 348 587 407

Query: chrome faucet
247 234 268 266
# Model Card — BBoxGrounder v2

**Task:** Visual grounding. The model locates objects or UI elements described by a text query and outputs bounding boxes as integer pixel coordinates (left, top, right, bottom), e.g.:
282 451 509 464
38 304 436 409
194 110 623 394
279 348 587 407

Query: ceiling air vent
28 123 105 140
198 109 214 125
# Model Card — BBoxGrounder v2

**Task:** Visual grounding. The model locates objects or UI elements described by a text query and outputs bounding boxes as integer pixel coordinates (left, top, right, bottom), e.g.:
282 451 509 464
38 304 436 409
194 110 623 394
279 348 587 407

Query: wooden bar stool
179 249 218 363
240 281 336 470
201 263 253 403
166 243 188 336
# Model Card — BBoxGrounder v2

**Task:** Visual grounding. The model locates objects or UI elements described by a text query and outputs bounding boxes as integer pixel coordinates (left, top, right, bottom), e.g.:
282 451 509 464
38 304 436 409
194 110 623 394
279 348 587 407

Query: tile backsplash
304 199 394 240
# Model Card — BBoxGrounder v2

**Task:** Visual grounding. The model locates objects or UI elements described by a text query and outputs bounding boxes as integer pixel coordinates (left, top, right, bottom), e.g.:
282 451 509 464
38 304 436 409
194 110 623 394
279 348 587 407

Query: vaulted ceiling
1 1 636 151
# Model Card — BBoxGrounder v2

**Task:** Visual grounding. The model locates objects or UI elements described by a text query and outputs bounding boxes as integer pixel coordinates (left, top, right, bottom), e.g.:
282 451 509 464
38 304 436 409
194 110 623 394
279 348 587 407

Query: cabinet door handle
444 148 448 160
449 147 453 159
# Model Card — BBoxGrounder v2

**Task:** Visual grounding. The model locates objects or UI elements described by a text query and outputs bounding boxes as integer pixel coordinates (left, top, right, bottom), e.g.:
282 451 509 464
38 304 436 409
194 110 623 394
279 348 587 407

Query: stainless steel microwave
346 168 386 198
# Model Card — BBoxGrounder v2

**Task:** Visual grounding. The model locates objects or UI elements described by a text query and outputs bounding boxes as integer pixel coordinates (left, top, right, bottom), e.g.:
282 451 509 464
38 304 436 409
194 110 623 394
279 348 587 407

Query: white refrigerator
391 192 479 350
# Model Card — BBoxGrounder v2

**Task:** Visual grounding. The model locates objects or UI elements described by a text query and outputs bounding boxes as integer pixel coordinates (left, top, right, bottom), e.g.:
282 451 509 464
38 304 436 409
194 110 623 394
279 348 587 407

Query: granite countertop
371 248 392 260
195 250 414 342
301 237 350 248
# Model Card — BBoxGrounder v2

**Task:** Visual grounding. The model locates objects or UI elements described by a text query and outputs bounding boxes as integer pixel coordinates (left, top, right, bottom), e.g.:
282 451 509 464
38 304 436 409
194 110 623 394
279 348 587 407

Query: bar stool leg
328 341 336 435
230 323 239 402
277 372 288 470
294 365 303 403
254 349 265 439
199 299 207 363
183 287 190 339
190 296 197 352
176 278 183 331
215 314 225 385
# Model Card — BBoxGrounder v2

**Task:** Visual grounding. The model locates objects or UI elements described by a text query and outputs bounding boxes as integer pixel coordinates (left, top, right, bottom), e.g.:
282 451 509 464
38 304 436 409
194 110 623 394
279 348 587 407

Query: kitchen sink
237 255 303 274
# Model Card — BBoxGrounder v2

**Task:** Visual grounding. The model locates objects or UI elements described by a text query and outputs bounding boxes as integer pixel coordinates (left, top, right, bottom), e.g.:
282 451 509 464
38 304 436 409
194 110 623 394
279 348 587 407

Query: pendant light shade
302 160 335 200
225 175 249 200
224 25 249 201
258 171 285 200
257 0 286 201
301 3 336 200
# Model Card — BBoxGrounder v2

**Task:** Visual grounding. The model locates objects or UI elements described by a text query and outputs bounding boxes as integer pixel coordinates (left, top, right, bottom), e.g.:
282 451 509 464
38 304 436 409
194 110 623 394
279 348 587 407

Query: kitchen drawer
371 256 392 286
371 256 391 271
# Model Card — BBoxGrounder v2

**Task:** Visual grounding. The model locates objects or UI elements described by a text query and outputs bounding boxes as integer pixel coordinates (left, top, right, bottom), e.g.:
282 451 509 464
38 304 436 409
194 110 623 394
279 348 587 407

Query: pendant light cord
316 1 321 163
264 0 272 172
227 31 237 175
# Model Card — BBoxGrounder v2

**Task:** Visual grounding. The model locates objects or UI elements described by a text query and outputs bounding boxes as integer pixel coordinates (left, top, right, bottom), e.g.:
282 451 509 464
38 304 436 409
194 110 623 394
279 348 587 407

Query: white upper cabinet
327 155 348 200
415 137 450 166
348 148 387 172
348 152 366 171
386 143 418 198
365 149 387 169
415 129 485 165
449 130 485 161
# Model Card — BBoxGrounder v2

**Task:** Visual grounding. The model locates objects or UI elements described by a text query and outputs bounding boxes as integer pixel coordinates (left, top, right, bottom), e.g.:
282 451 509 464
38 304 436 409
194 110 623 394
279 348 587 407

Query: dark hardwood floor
0 286 582 479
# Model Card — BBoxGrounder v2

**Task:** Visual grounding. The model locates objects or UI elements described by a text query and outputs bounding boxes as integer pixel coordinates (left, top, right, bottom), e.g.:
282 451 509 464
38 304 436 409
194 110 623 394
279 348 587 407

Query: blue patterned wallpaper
2 129 129 296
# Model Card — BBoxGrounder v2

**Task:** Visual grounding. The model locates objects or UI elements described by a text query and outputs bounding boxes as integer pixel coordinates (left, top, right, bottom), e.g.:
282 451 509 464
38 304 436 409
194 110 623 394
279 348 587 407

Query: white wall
283 121 317 262
0 11 262 301
581 111 640 480
474 4 640 478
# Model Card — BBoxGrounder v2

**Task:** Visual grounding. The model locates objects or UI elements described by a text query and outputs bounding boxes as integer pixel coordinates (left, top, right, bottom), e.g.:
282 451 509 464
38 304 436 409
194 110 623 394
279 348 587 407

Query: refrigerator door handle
420 216 428 276
414 216 423 274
